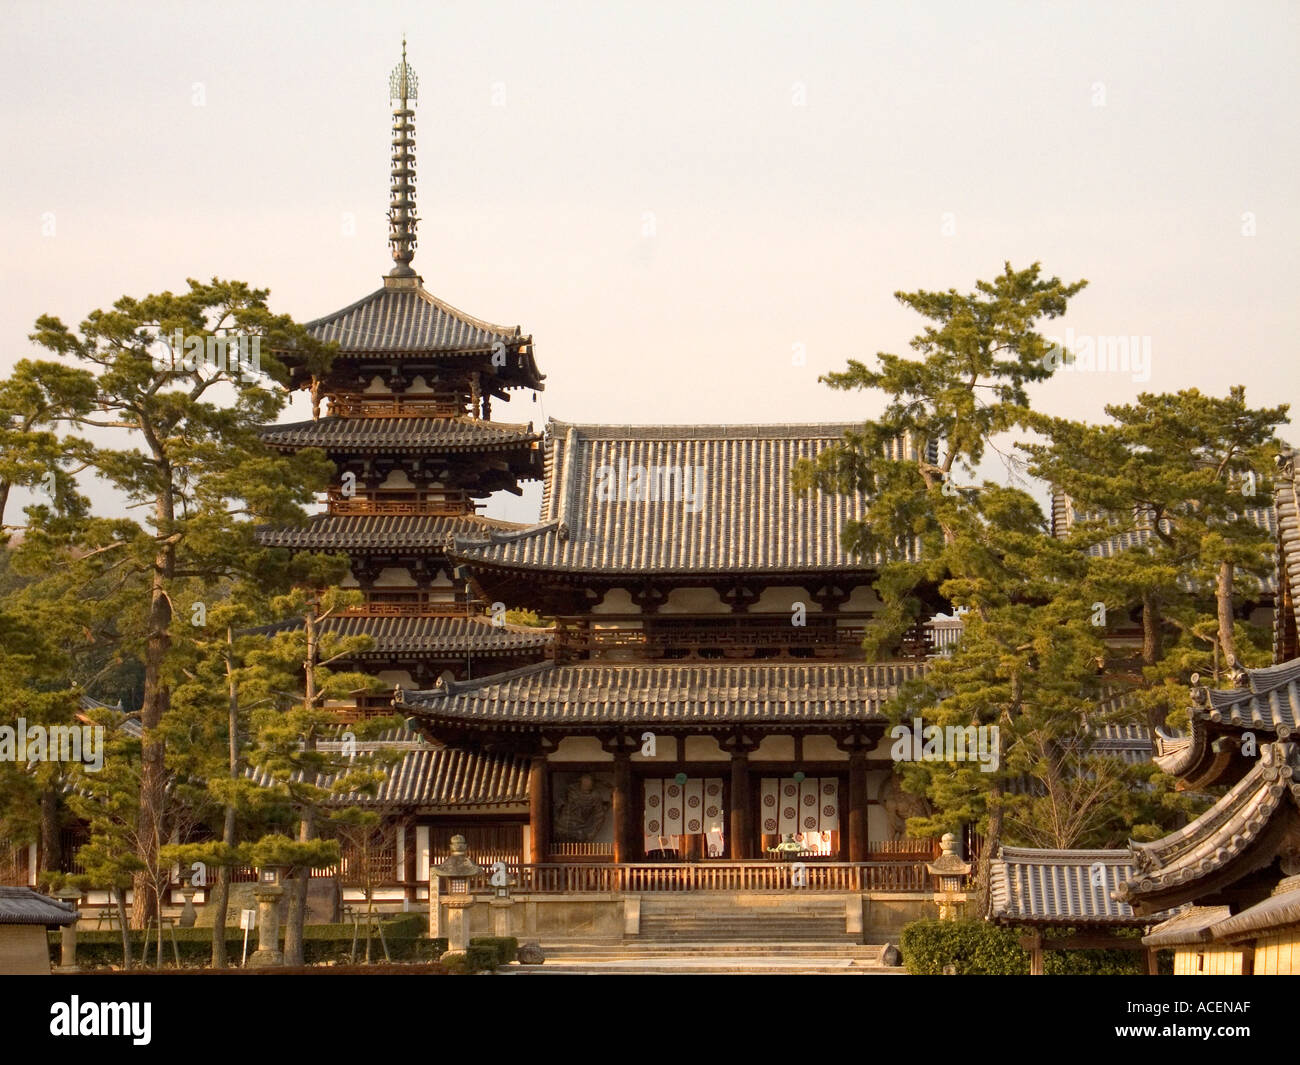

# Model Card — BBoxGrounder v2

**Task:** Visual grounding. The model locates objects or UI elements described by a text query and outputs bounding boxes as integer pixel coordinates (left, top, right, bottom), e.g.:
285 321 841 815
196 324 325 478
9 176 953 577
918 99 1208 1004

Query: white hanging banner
763 777 840 837
643 777 725 851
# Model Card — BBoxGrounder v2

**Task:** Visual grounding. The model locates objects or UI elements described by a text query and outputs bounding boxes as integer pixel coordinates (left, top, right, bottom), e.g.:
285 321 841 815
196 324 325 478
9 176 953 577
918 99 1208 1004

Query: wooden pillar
612 750 632 864
730 749 751 859
1027 931 1044 976
1145 946 1159 975
848 749 868 862
528 755 550 865
402 816 418 905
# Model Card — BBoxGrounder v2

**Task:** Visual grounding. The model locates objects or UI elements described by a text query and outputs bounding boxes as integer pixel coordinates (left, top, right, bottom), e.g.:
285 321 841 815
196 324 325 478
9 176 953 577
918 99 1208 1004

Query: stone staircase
506 941 902 975
503 893 907 973
637 893 858 943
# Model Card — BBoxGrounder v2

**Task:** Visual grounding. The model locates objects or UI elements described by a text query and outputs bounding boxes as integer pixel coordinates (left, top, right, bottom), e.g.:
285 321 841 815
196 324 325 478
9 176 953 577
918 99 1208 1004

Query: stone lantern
488 862 517 938
179 881 199 928
926 832 971 921
431 835 482 955
53 885 82 972
247 864 288 968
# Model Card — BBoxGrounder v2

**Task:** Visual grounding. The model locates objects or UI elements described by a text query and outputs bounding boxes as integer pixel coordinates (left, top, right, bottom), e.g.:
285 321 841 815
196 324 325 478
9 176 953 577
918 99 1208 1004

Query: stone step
547 945 884 959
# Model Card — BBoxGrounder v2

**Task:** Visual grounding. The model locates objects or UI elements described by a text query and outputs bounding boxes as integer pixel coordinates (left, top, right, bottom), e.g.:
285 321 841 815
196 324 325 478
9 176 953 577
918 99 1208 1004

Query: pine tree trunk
212 635 240 967
133 554 172 929
116 889 132 969
1141 590 1164 730
40 787 61 875
1217 560 1237 669
975 783 1003 917
283 606 318 967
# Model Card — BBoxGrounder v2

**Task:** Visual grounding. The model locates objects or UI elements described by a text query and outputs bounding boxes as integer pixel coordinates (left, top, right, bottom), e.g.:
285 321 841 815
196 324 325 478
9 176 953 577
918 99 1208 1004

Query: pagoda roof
1117 741 1300 914
252 613 552 659
1275 448 1300 659
986 847 1165 926
259 416 542 456
307 281 515 353
449 420 920 578
395 660 925 729
296 280 544 390
255 513 526 553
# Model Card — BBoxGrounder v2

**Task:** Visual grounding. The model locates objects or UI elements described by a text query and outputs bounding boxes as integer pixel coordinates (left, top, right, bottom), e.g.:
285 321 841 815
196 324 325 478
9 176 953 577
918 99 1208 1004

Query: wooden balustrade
327 396 464 419
339 602 469 618
326 495 474 517
458 861 935 894
552 619 874 661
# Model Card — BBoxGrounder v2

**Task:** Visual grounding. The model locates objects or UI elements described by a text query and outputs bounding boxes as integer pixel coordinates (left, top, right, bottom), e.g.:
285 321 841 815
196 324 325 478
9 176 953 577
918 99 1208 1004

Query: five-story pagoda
256 42 552 706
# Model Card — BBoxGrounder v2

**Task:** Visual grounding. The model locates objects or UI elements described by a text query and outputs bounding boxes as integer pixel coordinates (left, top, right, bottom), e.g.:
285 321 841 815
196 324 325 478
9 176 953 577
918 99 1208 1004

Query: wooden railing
459 861 935 894
552 617 875 661
328 395 464 419
326 491 474 517
340 600 469 618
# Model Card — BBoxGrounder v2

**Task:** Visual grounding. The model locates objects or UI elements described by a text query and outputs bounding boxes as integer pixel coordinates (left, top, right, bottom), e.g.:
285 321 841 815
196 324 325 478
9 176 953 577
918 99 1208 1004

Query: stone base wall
435 890 942 943
0 925 51 975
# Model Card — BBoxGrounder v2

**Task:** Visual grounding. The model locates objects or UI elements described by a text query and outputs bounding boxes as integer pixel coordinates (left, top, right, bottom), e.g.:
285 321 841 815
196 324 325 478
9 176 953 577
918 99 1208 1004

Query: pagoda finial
387 38 419 279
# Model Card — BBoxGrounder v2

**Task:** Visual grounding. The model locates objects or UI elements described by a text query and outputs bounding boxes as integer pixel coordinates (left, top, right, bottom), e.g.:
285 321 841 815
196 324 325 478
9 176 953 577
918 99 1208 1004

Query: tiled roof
306 283 521 354
0 886 78 926
1195 663 1300 734
1049 490 1277 592
1275 448 1300 659
1089 722 1157 765
1118 741 1300 913
986 847 1160 925
248 744 530 809
1152 658 1300 785
259 416 542 455
252 613 553 658
255 513 526 552
1141 905 1230 948
1209 876 1300 941
397 660 926 727
452 421 924 576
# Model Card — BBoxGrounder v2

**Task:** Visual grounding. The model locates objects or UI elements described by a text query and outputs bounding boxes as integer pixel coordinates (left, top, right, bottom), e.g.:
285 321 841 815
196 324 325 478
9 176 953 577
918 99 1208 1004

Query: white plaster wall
751 735 795 761
549 736 613 763
684 735 726 761
660 587 728 615
802 735 849 762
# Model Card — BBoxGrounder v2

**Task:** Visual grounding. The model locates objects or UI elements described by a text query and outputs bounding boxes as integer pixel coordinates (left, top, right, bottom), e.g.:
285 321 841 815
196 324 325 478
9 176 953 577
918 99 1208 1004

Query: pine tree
27 278 334 925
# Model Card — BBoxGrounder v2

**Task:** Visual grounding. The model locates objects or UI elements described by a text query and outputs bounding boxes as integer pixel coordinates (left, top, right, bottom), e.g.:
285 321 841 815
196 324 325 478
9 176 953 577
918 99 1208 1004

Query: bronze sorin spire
387 38 419 278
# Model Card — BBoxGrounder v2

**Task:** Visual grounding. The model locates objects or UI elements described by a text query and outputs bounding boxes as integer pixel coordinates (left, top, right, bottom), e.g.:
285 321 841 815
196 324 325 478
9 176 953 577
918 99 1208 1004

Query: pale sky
2 1 1298 523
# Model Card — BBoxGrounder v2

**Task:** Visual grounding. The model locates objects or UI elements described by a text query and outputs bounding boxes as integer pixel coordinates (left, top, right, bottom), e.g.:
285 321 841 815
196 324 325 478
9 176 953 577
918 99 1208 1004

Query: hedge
900 918 1162 975
50 916 445 969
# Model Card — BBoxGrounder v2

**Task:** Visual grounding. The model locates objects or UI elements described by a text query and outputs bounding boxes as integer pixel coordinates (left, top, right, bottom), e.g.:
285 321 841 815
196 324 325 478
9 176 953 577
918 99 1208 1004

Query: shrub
470 936 518 963
465 944 501 971
900 919 1029 975
900 919 1163 975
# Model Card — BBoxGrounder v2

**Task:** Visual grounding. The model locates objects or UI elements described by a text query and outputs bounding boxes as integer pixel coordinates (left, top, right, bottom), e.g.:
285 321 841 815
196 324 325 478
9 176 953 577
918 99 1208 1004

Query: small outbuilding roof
0 886 78 926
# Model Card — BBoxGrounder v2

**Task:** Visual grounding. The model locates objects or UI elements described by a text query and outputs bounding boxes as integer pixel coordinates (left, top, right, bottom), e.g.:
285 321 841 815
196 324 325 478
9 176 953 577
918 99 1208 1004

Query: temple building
396 422 940 876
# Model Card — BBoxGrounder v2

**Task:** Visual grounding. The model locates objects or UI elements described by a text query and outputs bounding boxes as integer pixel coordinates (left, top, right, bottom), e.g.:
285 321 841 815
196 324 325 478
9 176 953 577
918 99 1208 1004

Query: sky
2 0 1298 523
